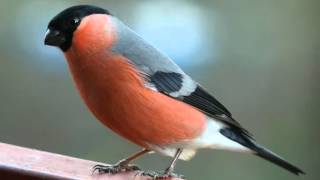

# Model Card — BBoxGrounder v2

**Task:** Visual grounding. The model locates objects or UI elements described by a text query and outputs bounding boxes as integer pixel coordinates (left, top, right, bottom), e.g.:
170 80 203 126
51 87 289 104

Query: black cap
44 5 110 51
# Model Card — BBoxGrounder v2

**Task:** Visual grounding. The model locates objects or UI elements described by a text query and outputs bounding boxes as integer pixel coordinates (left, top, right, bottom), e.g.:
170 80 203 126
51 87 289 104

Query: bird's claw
93 163 140 174
139 170 185 179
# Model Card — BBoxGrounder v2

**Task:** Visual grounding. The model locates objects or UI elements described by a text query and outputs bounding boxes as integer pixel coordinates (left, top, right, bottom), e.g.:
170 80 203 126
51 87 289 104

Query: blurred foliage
0 0 319 179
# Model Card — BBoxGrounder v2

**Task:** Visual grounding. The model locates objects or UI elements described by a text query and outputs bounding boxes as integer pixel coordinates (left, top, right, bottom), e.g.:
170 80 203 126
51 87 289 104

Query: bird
44 5 305 179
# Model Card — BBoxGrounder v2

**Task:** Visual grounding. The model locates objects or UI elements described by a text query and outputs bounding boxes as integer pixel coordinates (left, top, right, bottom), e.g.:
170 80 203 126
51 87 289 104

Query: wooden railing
0 142 181 180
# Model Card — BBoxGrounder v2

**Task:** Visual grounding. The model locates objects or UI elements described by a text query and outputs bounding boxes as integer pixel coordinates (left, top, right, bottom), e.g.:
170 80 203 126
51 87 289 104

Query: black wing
182 85 232 117
149 71 252 137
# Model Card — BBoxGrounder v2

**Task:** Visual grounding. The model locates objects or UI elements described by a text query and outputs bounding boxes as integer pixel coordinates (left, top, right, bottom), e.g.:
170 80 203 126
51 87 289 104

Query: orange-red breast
44 5 304 179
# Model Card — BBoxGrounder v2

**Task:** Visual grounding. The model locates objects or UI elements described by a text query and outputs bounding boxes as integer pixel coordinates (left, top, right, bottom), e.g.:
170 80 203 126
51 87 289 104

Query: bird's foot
139 170 185 179
93 159 140 174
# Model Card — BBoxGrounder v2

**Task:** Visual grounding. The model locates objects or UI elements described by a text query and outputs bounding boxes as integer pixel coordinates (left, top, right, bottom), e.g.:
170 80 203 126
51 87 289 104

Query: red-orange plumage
64 15 206 148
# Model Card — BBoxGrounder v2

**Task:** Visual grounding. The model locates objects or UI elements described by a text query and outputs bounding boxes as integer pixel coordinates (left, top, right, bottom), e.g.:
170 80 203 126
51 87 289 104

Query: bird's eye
72 18 80 25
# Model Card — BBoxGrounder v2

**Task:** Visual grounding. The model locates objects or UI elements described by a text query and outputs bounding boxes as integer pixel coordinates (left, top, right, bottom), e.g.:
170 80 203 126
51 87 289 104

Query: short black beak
44 29 66 46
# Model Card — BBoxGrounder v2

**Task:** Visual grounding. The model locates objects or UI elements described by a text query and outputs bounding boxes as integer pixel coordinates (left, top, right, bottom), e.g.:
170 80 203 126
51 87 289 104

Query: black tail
220 128 305 175
253 144 305 175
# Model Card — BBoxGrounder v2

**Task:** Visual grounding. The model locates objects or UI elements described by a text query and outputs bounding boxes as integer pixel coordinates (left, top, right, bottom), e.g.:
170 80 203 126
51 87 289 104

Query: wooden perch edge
0 142 182 180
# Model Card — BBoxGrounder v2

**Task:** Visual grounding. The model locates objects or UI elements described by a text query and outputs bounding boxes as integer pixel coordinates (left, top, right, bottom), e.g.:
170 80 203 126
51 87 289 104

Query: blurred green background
0 0 318 179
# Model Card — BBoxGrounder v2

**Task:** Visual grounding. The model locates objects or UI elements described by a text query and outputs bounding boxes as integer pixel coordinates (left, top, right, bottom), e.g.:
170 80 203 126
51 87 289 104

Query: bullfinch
44 5 305 179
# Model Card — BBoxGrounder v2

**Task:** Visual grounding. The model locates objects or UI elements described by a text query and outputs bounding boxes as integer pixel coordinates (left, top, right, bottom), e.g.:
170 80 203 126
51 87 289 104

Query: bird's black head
44 5 110 51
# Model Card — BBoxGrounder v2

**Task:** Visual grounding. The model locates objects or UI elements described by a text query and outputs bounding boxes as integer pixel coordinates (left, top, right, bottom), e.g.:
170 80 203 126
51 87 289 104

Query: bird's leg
93 149 150 174
163 148 182 175
142 148 185 179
